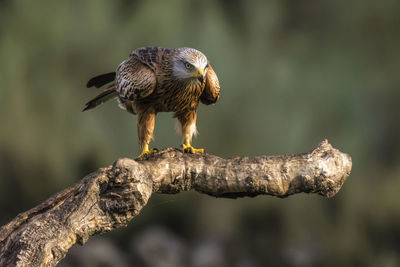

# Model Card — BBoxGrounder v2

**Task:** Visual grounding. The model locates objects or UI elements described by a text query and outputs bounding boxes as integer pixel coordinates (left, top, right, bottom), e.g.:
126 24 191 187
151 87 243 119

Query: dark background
1 1 399 266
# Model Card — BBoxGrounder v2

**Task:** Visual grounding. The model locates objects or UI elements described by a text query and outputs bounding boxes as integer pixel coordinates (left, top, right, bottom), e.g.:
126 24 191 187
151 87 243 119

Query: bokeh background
1 0 399 266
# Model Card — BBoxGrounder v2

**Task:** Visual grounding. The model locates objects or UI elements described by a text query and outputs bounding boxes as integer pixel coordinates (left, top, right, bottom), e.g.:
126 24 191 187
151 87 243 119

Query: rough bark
0 140 352 267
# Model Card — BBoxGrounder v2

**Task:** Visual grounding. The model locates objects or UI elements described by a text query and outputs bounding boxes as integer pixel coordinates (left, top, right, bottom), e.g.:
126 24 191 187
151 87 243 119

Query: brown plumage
84 47 220 158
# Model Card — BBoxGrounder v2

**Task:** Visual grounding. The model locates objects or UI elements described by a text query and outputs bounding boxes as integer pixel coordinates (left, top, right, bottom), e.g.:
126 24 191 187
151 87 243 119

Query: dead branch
0 140 352 267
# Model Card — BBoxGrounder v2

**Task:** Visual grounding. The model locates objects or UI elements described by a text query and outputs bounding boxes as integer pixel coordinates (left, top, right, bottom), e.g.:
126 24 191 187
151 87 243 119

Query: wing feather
200 64 220 105
116 56 156 100
132 46 172 69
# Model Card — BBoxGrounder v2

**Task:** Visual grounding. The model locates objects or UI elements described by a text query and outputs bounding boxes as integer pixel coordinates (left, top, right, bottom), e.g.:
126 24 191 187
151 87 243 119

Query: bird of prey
83 47 220 158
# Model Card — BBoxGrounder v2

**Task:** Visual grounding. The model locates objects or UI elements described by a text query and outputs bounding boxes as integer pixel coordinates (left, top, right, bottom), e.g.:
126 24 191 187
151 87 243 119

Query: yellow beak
197 68 204 76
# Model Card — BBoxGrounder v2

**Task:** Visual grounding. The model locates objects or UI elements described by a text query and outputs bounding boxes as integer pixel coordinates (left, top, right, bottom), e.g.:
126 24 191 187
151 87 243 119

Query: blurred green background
1 0 399 266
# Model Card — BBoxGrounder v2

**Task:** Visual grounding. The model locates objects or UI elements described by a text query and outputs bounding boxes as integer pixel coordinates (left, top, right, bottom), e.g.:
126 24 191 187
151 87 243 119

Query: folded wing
200 64 220 105
116 55 157 101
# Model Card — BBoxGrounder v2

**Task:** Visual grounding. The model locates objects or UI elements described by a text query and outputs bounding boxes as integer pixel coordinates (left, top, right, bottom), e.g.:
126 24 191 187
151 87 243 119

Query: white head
172 47 208 83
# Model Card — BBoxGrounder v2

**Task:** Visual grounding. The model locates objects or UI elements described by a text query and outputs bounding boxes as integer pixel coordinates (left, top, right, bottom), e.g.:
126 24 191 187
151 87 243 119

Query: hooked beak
197 68 204 83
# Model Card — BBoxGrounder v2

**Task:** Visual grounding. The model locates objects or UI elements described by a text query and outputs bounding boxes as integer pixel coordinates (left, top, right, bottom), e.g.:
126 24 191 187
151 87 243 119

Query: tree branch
0 140 352 267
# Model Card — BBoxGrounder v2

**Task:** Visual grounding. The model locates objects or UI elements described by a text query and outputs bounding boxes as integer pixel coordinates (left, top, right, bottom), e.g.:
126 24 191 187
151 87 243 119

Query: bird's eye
185 62 192 69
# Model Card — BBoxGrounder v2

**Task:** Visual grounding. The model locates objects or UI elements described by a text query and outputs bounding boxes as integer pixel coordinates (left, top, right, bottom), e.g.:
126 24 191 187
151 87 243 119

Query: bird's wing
133 47 172 69
116 55 157 100
200 64 220 105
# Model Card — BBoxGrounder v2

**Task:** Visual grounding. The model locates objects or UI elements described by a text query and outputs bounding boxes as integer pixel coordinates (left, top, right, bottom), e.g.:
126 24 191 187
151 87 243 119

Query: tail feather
86 72 116 88
82 86 118 111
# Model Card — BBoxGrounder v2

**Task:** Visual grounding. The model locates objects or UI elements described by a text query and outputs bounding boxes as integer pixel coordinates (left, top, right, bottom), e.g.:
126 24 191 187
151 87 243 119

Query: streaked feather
200 65 220 105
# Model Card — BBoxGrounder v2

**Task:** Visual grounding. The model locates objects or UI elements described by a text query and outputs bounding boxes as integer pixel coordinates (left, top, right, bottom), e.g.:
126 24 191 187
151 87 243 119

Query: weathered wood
0 140 352 267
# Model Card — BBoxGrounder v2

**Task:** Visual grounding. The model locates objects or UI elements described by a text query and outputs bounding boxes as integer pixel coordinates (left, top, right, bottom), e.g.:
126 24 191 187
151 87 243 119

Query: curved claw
182 143 204 154
136 149 158 159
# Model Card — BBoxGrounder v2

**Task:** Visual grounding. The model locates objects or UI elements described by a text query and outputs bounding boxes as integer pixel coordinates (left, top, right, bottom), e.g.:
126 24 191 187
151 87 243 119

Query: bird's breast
147 80 204 112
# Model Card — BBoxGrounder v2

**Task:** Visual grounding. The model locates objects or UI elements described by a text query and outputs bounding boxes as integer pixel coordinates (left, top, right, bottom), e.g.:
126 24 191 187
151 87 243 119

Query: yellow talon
182 141 204 154
136 144 158 159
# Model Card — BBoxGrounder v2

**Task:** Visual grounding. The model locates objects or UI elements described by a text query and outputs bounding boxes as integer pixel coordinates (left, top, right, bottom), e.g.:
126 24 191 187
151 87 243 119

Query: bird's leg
137 143 158 159
183 138 204 154
177 111 204 154
137 109 158 159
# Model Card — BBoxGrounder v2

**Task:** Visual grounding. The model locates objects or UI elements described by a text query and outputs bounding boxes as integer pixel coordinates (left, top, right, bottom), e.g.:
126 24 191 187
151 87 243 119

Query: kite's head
172 47 208 83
